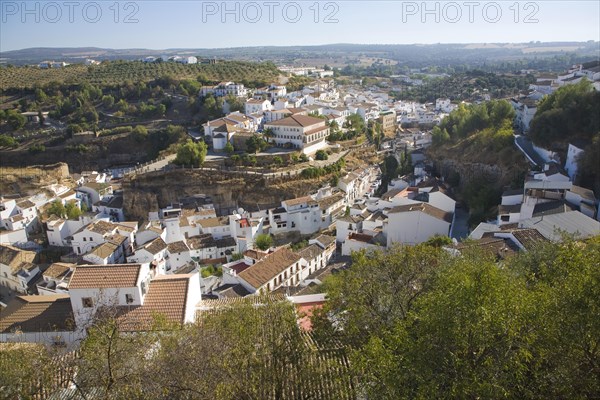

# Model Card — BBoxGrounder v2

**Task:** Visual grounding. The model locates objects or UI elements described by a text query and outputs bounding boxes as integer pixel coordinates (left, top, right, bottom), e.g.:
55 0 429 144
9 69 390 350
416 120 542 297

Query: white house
68 263 200 330
198 217 231 239
45 215 94 248
236 247 303 294
68 263 152 328
245 98 272 115
0 295 81 347
263 115 329 155
36 262 74 295
0 244 38 293
127 236 168 275
385 203 453 246
200 82 247 98
71 220 137 256
166 241 193 272
229 214 264 253
269 196 323 236
82 239 127 265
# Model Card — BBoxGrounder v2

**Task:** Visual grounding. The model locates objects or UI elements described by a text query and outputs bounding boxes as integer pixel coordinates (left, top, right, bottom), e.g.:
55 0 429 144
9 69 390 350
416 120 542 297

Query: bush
255 234 273 251
315 150 329 160
28 143 45 153
0 134 18 148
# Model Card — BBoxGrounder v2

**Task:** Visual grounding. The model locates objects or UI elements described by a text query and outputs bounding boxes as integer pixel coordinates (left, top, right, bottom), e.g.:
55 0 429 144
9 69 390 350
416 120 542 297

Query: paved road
514 135 544 167
137 154 177 173
451 206 471 240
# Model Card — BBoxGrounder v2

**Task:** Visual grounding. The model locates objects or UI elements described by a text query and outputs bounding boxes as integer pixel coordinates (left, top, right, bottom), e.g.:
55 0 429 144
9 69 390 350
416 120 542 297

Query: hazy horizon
2 1 599 52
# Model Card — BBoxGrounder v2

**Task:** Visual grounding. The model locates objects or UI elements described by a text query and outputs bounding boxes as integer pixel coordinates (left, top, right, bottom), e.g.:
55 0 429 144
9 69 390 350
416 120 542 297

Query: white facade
385 206 451 246
69 263 151 328
244 99 272 115
264 115 329 154
564 143 584 181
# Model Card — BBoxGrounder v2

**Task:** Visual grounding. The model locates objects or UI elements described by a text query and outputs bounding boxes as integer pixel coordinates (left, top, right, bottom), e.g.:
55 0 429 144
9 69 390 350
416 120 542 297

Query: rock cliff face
122 169 324 221
427 144 529 190
0 162 71 195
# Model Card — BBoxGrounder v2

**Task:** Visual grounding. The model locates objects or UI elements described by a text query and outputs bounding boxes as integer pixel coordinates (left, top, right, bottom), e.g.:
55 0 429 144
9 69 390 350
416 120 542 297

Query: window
83 237 87 242
141 281 147 295
82 297 93 308
125 294 134 304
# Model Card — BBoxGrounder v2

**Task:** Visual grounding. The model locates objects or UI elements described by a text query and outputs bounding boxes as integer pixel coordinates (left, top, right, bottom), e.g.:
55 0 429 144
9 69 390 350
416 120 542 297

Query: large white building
263 115 329 155
200 81 247 98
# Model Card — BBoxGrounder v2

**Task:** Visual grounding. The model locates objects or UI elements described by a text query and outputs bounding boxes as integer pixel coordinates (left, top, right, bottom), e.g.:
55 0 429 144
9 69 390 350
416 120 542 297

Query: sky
0 1 599 51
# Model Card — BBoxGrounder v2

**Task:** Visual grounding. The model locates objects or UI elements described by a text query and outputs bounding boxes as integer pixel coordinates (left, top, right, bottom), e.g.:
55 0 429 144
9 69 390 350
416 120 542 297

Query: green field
0 60 282 90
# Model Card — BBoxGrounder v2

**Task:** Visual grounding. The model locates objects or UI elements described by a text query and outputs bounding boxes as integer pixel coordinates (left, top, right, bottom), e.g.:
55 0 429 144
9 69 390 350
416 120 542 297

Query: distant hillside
0 60 281 90
1 42 598 67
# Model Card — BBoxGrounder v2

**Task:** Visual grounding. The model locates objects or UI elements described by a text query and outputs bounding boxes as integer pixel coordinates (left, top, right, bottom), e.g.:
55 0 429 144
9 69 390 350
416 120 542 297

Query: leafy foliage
316 237 600 399
0 60 281 90
529 79 600 149
254 233 273 251
174 139 208 167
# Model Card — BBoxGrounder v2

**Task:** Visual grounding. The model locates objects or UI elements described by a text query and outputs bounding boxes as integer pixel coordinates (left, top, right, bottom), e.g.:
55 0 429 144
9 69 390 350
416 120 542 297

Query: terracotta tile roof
69 264 142 289
86 242 118 260
243 249 269 261
266 114 324 128
215 236 236 248
115 221 138 232
313 234 335 248
317 193 345 211
511 228 548 250
117 275 191 331
167 241 190 254
227 261 251 274
238 247 301 290
43 263 74 279
348 232 377 244
187 234 216 250
304 125 329 136
0 295 75 333
0 244 36 273
144 237 168 254
199 216 229 228
283 196 314 207
107 233 127 246
388 202 453 223
381 188 403 200
16 199 36 209
213 283 251 298
298 244 323 261
85 220 117 235
455 237 517 259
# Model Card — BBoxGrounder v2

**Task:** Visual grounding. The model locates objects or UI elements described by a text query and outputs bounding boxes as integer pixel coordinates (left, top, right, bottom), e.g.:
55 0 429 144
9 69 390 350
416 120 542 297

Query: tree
46 200 66 218
225 94 245 113
101 95 115 108
273 156 283 166
224 141 234 155
254 233 273 251
0 343 56 399
318 245 445 348
131 125 148 142
0 134 18 148
174 139 208 167
315 150 329 160
6 110 26 130
245 134 267 154
65 202 82 220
